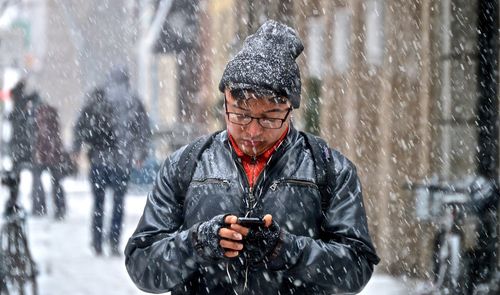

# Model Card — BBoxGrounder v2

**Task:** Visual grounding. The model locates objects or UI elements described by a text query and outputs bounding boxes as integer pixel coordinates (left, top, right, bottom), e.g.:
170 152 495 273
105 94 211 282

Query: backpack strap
177 131 221 194
300 131 334 211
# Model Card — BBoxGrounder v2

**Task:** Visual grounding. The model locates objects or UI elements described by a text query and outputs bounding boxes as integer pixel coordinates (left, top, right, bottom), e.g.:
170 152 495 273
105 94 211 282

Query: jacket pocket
269 178 319 191
184 178 237 224
191 178 231 187
264 179 322 237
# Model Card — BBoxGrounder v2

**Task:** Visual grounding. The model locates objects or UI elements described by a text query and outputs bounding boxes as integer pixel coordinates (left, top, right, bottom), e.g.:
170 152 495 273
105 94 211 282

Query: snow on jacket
34 104 63 165
9 87 69 175
8 88 38 167
72 88 151 169
125 127 380 295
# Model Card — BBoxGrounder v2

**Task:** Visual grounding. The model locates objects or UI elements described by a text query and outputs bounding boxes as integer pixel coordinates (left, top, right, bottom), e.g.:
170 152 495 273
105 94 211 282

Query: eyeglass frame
224 97 293 129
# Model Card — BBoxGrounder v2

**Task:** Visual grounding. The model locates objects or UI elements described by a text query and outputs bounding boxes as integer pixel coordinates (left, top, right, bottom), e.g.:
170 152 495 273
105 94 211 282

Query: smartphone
237 217 265 228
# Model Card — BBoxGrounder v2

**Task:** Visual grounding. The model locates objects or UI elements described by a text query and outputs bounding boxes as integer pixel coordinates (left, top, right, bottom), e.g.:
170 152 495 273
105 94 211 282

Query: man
125 20 379 294
72 67 151 255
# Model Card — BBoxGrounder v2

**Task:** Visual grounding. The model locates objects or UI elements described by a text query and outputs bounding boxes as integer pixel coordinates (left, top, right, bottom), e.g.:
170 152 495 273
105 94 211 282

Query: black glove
243 222 281 265
192 214 227 261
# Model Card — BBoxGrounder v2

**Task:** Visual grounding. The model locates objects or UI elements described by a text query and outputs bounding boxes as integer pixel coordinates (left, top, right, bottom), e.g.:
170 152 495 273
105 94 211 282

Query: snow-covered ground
1 171 415 294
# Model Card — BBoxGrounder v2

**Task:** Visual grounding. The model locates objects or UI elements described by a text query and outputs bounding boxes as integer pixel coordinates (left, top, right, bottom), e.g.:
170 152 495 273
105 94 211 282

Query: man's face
224 89 292 157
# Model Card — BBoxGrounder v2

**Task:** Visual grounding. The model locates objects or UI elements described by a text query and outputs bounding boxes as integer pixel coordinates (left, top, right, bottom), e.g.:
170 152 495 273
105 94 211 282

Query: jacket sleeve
266 150 380 293
71 105 88 154
124 148 205 293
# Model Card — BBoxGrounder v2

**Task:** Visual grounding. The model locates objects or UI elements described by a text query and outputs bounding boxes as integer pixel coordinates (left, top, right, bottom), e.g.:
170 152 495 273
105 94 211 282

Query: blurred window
365 0 384 66
307 16 325 79
333 8 351 73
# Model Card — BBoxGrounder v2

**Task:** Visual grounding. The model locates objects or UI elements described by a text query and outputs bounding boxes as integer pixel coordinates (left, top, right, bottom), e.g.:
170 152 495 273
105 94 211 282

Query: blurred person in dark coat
8 80 68 219
72 67 151 256
32 101 71 220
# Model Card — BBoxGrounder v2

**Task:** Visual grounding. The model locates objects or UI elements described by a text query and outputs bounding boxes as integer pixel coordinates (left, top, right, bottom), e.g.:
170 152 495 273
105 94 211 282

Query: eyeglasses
225 105 292 129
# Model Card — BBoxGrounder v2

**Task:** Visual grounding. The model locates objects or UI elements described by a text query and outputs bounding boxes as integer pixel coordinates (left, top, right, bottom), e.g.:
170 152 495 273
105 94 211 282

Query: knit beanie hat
218 20 304 108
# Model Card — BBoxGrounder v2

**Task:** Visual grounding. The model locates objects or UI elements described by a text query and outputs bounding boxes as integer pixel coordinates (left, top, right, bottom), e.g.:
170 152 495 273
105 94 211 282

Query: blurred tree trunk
304 77 321 135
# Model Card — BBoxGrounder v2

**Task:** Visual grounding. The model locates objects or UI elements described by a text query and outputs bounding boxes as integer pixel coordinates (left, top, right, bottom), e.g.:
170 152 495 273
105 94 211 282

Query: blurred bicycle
0 170 38 295
410 176 498 295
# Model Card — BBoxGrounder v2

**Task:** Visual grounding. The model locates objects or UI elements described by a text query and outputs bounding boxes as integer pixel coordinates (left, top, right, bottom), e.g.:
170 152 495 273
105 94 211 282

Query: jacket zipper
190 178 230 186
247 156 262 215
231 156 253 294
231 157 253 215
269 179 319 191
247 186 255 215
247 161 271 215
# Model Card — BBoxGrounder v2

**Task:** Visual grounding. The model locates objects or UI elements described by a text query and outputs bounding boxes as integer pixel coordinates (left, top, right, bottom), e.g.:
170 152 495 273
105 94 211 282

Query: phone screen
237 217 265 228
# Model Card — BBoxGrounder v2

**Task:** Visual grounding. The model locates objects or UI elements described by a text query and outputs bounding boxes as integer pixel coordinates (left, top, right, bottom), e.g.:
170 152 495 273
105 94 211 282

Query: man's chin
241 145 264 157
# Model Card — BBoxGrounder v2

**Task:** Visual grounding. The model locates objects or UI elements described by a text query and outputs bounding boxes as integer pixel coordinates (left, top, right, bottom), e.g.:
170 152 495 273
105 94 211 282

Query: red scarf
229 128 288 188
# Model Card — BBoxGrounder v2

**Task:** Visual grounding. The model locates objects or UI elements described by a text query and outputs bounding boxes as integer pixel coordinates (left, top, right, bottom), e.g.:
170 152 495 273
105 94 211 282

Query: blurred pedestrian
32 96 72 220
8 80 69 219
125 20 379 294
72 67 151 256
8 80 32 206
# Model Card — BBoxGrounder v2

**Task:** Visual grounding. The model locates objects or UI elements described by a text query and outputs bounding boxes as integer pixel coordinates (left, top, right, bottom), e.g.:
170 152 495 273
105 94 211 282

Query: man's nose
246 119 263 136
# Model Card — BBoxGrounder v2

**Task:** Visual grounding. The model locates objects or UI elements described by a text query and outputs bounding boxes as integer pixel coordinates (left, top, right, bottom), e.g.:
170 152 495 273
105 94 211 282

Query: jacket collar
229 128 288 158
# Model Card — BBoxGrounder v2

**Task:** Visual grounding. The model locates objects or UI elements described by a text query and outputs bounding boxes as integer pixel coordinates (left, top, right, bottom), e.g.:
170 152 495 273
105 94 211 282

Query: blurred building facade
166 0 497 279
0 0 138 145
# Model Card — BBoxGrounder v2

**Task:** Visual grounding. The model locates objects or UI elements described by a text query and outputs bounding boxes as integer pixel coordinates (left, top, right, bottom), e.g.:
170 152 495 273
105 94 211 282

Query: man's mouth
242 139 262 147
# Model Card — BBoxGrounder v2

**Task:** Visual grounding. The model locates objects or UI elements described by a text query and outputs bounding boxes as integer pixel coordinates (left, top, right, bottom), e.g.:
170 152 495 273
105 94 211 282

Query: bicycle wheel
1 218 38 295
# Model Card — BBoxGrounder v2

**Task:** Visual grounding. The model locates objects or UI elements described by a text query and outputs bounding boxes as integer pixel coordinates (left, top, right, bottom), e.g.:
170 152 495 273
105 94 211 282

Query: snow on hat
218 20 304 108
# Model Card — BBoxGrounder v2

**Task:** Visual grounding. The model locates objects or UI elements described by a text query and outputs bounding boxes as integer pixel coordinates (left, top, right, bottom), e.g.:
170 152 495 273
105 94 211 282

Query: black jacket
9 91 39 168
72 88 151 169
125 128 380 294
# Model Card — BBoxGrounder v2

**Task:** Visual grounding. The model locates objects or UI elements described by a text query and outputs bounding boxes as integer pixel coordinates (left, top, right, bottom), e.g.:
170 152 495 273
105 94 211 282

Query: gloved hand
243 220 281 265
193 214 228 261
